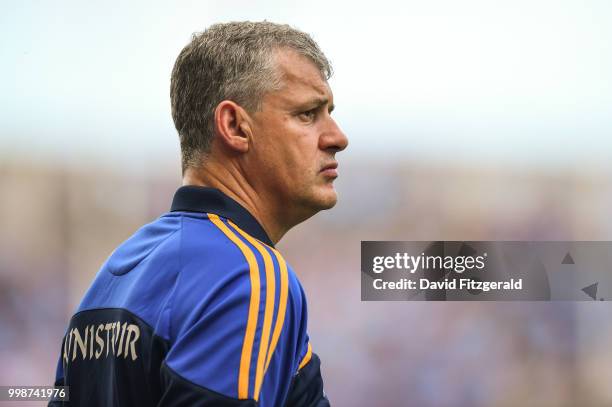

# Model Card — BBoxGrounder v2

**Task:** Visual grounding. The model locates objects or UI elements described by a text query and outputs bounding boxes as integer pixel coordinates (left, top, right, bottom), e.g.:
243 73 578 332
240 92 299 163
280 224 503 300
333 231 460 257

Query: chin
293 185 338 218
311 188 338 210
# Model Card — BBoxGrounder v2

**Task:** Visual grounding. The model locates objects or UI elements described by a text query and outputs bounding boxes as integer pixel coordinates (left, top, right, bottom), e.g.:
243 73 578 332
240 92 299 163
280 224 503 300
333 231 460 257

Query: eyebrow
306 97 335 113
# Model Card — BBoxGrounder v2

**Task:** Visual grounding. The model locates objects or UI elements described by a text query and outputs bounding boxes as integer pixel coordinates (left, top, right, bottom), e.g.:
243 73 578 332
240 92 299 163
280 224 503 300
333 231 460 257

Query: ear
213 100 251 153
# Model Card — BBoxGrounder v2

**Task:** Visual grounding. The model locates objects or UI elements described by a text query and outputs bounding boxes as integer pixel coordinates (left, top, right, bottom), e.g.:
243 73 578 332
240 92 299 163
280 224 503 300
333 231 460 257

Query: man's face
246 48 348 221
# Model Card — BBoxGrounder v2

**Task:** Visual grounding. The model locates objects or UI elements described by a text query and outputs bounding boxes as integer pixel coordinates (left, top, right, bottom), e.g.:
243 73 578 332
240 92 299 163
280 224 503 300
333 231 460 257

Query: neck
182 161 288 244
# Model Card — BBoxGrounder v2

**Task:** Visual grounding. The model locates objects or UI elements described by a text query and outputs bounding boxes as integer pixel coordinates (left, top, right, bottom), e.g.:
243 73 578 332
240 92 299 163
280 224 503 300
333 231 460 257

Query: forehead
267 48 332 106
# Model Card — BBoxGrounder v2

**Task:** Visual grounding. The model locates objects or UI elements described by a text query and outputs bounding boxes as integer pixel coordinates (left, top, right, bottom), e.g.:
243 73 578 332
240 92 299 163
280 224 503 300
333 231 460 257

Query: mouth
320 162 339 178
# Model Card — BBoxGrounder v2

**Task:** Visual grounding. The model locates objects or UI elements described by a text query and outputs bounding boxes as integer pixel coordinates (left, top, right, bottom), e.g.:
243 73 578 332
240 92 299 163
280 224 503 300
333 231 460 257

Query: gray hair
170 21 332 173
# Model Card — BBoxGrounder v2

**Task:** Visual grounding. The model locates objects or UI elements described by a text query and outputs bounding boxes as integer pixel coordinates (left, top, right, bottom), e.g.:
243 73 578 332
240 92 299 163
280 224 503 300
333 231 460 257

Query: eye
298 109 317 122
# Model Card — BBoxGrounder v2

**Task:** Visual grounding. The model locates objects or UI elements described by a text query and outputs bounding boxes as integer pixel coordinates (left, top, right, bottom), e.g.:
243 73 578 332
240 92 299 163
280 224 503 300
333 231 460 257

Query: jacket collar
170 186 274 247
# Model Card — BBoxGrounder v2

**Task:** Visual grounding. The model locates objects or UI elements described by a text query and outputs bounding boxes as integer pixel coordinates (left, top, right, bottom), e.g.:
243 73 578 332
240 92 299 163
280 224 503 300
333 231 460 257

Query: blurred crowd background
2 1 612 406
1 158 612 406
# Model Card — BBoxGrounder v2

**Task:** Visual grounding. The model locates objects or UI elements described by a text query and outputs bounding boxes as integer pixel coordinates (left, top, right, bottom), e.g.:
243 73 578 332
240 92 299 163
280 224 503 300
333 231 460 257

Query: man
50 21 348 406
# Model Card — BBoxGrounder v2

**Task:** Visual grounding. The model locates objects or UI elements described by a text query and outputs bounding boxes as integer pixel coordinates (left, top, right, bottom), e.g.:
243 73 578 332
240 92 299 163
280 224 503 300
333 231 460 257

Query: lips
320 162 339 177
321 162 338 171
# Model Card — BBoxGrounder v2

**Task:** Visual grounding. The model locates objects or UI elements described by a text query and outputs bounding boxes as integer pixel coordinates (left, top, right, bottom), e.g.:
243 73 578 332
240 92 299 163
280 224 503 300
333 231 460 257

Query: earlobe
214 101 250 153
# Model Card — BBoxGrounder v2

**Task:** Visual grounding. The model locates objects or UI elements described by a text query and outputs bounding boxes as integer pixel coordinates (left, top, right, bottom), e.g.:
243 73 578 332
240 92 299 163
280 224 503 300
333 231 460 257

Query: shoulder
175 212 272 286
171 212 309 347
169 212 307 332
96 212 244 284
176 212 302 296
164 214 309 402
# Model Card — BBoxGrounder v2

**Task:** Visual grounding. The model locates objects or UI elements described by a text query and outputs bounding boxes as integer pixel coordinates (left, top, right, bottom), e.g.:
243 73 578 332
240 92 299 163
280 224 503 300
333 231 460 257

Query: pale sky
2 0 611 171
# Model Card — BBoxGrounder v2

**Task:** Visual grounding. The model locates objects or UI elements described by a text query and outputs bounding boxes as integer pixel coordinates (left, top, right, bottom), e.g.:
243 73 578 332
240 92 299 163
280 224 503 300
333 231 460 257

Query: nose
319 117 349 153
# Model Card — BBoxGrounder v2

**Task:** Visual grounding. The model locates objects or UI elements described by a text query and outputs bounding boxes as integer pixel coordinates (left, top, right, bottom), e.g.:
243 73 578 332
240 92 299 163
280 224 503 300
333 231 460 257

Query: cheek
259 143 302 183
287 142 318 179
265 120 320 181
